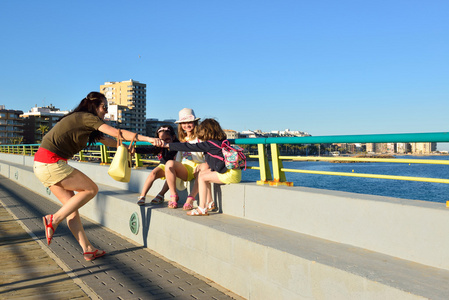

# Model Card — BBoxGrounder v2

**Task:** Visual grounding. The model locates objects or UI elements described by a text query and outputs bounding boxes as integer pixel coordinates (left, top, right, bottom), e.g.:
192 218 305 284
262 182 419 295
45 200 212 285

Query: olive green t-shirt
40 112 105 159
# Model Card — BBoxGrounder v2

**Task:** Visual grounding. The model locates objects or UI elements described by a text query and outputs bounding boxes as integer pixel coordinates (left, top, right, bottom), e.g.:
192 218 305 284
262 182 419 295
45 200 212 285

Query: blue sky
1 1 448 148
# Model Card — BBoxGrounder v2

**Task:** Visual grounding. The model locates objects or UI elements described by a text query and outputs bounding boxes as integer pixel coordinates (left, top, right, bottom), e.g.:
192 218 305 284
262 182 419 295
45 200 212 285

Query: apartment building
396 143 411 154
411 142 437 155
224 129 239 139
367 142 434 155
21 105 69 144
0 105 24 144
100 79 147 134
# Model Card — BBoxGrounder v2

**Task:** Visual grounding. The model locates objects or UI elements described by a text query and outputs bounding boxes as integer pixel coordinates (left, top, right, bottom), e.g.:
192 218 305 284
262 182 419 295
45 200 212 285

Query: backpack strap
221 140 230 147
207 140 224 161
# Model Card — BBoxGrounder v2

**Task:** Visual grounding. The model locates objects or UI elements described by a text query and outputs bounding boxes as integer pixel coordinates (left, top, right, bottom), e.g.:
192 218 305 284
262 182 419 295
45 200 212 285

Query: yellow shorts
156 164 166 180
217 168 242 184
33 160 75 188
182 160 200 181
157 164 166 172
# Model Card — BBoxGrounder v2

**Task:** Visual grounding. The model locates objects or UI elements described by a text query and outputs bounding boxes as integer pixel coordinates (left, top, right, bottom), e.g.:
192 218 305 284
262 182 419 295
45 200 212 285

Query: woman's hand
147 137 163 147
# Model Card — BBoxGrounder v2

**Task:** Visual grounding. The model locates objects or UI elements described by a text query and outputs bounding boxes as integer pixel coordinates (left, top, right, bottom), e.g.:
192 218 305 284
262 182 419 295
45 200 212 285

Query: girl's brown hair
197 118 226 141
177 120 199 142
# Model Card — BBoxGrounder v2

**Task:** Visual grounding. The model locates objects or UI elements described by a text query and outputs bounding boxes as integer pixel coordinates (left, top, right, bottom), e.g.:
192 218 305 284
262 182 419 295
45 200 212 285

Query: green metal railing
1 132 449 187
229 132 449 186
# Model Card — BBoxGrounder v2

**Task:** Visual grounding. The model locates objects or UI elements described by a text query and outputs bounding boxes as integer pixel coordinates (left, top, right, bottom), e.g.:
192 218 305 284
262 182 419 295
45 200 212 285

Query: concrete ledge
229 183 449 272
1 153 449 299
2 153 449 272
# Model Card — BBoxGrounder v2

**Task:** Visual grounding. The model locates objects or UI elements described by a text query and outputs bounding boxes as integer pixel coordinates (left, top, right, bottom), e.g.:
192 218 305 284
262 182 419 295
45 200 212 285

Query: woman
34 92 162 261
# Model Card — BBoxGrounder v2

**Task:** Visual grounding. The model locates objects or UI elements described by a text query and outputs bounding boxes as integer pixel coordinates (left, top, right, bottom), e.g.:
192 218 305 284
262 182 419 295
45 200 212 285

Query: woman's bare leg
47 169 104 258
49 169 98 227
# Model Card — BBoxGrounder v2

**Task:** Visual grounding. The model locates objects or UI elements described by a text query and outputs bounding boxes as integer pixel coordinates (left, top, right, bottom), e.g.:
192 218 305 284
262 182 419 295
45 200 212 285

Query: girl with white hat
164 108 205 209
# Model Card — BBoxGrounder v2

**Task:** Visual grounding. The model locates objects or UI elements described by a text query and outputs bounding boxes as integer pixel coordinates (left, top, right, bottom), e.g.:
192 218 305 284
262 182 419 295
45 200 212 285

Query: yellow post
269 144 293 186
135 153 143 168
100 145 110 165
79 150 85 162
256 144 272 185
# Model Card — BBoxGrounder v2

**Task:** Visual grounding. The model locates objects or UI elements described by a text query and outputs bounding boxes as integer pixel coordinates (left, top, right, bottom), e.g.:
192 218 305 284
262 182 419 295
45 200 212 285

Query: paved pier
0 177 243 300
3 155 449 299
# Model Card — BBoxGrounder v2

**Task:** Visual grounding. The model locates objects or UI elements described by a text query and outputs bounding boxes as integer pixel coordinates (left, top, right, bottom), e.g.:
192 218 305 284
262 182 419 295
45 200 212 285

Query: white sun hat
175 108 200 124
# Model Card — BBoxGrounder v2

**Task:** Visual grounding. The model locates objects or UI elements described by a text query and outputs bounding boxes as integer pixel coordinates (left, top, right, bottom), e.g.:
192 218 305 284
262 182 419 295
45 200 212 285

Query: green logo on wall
129 212 139 235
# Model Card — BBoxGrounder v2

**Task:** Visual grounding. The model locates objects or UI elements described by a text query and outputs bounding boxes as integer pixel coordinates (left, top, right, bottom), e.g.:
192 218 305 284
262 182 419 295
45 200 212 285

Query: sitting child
135 125 178 206
163 108 204 210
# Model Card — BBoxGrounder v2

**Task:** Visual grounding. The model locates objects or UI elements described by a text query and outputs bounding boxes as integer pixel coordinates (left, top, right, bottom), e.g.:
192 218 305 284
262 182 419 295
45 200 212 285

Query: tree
37 125 49 142
9 136 23 144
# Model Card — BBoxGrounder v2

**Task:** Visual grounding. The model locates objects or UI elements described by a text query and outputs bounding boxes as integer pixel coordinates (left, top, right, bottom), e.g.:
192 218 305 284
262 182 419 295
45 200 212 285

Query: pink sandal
168 195 179 209
183 196 195 210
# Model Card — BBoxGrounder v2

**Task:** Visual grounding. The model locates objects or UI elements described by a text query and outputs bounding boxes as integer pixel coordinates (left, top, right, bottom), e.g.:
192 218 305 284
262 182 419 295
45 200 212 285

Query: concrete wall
225 183 449 271
1 152 447 299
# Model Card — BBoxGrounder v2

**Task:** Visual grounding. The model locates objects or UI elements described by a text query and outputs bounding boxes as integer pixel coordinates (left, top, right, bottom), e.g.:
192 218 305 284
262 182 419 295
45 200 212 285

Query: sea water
242 156 449 203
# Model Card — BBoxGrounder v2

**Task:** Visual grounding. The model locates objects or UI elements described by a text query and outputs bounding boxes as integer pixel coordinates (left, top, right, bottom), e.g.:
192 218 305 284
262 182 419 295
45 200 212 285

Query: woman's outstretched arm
98 124 162 147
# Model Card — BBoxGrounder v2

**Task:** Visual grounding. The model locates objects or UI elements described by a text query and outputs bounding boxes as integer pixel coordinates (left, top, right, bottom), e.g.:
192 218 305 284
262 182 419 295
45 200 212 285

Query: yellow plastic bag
108 131 137 182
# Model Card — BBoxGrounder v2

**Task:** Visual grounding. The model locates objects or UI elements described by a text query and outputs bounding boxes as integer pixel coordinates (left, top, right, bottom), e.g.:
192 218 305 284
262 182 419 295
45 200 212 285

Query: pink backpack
207 140 246 170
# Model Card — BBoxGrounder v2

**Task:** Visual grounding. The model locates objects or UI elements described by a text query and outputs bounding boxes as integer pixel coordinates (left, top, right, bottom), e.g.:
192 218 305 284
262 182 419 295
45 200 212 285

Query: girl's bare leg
188 165 201 198
157 181 170 197
164 160 189 196
197 169 221 210
140 167 164 197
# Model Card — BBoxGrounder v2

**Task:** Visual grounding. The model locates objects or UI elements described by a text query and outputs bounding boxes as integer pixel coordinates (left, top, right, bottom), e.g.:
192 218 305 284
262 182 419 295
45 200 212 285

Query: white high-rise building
100 79 146 134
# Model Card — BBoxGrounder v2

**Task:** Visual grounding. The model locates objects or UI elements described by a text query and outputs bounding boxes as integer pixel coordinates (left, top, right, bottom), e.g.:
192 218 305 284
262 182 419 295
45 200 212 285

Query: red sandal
42 215 55 245
83 249 106 261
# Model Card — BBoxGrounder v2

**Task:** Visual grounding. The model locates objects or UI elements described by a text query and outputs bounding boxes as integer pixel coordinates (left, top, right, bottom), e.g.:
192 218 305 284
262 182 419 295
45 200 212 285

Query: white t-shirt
177 136 205 164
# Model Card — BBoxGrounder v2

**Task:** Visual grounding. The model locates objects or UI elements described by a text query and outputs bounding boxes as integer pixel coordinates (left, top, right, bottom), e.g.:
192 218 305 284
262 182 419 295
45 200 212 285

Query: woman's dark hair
59 91 106 146
197 118 226 141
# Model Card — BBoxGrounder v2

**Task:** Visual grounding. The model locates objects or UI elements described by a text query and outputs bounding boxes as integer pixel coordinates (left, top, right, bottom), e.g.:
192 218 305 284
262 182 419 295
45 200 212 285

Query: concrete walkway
0 176 243 300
